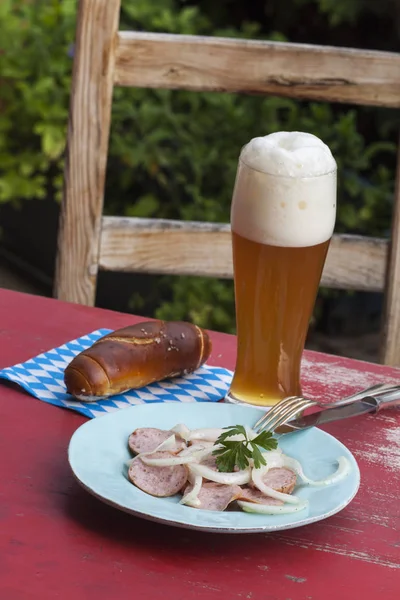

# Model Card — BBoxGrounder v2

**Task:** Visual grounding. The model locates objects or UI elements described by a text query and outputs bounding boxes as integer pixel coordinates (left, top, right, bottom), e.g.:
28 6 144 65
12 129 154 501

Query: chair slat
54 0 121 306
115 32 400 108
99 216 388 292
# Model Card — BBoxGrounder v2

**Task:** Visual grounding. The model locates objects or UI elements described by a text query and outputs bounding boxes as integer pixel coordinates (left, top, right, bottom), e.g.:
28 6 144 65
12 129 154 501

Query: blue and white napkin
0 329 233 419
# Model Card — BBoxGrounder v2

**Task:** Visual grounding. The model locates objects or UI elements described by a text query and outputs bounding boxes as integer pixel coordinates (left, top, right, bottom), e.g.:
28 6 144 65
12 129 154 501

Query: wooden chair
54 0 400 366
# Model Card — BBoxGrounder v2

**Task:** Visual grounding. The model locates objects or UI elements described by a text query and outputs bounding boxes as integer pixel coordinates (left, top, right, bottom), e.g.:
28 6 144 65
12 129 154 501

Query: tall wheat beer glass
226 132 337 407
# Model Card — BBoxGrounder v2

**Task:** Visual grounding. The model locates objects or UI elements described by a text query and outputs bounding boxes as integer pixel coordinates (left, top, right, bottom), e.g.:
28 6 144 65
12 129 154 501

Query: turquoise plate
68 403 360 533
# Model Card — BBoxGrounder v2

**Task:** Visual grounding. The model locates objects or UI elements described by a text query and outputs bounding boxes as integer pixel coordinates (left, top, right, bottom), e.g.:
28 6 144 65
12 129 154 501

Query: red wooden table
1 288 400 600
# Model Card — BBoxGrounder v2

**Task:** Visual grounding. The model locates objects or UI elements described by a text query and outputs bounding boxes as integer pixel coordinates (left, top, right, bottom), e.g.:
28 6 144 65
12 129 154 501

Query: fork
253 382 400 434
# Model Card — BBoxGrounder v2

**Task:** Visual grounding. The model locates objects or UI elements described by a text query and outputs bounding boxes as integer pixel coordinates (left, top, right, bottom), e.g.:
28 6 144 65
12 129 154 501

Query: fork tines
254 396 316 434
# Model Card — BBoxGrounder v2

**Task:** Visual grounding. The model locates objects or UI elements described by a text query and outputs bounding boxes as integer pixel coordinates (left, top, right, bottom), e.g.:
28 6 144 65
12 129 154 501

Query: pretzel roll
64 321 212 401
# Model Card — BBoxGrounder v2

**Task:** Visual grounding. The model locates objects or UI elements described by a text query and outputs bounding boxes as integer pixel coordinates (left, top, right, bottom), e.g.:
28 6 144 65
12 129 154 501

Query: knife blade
275 395 379 434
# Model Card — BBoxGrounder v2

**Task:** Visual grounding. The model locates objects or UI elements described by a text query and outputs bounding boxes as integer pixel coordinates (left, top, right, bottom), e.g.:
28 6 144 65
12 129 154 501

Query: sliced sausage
262 467 297 494
183 482 242 511
236 486 283 506
128 451 188 497
128 427 185 455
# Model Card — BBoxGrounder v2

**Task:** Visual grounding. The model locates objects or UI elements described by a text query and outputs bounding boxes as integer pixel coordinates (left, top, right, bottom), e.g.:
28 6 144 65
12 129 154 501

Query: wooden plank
99 218 233 278
54 0 121 306
98 216 388 292
322 234 388 292
381 138 400 366
114 32 400 108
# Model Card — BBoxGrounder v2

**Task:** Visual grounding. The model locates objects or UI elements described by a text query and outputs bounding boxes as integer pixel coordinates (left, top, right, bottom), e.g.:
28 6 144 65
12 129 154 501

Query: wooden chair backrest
54 0 400 366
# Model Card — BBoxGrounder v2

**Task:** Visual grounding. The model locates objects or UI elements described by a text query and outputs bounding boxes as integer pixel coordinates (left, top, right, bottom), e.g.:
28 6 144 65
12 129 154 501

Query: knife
275 387 400 434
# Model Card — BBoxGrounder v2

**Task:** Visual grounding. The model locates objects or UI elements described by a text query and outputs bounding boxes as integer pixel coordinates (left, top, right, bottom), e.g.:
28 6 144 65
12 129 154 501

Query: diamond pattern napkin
0 329 233 419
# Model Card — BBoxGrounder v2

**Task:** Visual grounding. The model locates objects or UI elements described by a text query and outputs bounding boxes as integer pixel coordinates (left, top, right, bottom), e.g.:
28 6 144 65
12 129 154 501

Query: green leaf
251 431 278 452
250 445 267 469
215 425 247 444
212 425 277 472
213 447 237 473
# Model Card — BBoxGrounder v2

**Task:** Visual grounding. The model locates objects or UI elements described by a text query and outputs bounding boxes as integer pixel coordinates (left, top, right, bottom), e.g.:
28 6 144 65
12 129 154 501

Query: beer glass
225 132 337 407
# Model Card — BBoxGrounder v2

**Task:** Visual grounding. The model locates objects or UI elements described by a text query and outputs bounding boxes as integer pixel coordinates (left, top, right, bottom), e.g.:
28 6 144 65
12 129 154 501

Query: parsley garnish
212 425 278 472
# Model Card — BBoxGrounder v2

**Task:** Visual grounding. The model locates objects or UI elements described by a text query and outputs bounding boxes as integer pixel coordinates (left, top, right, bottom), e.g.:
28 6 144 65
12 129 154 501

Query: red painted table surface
1 289 400 600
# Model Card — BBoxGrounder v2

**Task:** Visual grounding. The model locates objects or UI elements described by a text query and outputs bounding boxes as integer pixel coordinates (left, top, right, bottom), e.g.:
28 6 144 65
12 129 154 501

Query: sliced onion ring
170 424 191 442
238 499 308 515
179 444 217 458
156 434 180 452
259 451 285 466
125 434 179 467
180 473 203 507
185 425 270 444
189 463 251 485
140 453 200 467
187 428 224 443
282 455 351 486
137 442 217 467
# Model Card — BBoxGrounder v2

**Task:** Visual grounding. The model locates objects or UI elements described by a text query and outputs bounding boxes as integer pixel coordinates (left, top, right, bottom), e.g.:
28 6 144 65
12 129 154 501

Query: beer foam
240 131 336 177
231 132 337 247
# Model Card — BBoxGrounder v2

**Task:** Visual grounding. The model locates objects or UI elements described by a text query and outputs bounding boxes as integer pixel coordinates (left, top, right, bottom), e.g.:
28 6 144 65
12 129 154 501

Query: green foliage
0 0 74 203
298 0 398 26
0 0 398 332
154 276 236 332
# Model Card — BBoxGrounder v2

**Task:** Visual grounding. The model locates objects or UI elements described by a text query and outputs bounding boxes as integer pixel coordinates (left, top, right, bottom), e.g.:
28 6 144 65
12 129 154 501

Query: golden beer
226 132 337 407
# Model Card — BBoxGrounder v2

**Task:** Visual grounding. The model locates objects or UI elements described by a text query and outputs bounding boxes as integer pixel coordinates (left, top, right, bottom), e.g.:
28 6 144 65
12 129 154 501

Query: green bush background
1 0 399 332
